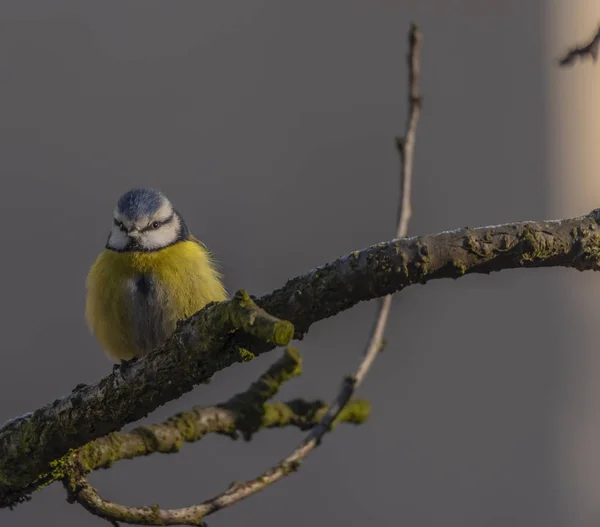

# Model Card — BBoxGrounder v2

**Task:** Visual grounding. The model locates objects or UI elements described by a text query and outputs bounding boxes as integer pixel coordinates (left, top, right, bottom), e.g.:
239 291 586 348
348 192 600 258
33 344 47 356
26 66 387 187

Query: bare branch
559 23 600 66
63 348 369 526
396 22 422 238
300 21 423 454
3 206 600 507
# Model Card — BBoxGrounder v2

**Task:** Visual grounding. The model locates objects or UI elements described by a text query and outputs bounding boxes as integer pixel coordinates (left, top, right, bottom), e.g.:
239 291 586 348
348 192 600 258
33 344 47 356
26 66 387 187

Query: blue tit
85 188 227 363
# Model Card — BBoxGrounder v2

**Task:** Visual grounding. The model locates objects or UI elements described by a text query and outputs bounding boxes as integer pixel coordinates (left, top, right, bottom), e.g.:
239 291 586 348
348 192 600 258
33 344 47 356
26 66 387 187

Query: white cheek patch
139 217 180 250
107 226 130 250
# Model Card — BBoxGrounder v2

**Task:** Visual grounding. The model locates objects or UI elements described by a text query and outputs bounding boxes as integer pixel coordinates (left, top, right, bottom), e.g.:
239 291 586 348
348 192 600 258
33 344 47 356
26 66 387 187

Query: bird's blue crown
117 188 168 220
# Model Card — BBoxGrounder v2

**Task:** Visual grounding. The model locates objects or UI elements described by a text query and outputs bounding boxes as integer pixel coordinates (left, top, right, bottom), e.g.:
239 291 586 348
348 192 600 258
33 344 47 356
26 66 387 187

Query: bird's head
106 188 189 252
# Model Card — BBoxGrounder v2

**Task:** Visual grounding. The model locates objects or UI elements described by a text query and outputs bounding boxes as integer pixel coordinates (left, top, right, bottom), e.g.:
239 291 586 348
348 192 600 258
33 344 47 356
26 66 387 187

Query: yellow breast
85 240 227 362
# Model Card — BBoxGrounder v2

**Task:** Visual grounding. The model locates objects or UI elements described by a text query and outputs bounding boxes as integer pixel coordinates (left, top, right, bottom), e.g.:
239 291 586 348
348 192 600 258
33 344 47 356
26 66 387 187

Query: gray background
0 1 576 526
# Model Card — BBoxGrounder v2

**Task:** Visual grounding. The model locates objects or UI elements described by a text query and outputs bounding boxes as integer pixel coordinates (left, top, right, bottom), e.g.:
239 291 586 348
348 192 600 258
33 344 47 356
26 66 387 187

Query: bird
85 188 227 364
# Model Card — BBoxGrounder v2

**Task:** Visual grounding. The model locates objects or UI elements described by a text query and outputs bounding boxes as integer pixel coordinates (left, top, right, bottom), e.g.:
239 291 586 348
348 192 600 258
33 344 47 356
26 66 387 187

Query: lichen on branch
61 348 369 526
1 210 600 507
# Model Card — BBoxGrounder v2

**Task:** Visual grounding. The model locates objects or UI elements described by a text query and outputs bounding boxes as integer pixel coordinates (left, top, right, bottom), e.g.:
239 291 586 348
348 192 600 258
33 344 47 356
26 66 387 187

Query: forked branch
63 348 369 526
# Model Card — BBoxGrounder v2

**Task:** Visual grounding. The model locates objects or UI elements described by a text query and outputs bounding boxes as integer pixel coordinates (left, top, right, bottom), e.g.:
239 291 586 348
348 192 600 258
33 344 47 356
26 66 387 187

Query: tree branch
559 23 600 66
396 23 422 237
62 348 369 526
2 208 600 507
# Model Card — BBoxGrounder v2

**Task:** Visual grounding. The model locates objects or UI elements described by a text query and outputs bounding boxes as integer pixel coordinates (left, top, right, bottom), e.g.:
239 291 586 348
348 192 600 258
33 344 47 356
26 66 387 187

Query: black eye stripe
140 213 174 232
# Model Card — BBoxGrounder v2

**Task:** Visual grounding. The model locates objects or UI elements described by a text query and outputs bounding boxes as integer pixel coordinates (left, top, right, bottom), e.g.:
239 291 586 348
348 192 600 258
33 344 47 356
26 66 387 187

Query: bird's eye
114 219 126 231
151 221 161 229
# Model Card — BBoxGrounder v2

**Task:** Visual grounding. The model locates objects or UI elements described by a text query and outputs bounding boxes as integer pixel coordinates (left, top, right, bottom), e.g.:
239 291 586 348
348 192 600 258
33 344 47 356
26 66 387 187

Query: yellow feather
85 240 227 362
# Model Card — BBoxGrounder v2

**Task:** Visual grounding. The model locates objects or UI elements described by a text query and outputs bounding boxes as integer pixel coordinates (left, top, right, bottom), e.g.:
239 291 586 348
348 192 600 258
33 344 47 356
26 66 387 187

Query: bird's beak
127 229 140 239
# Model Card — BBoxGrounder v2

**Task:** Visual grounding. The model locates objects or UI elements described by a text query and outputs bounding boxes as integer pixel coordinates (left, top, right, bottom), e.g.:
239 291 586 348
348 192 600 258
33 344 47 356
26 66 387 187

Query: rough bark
1 209 600 507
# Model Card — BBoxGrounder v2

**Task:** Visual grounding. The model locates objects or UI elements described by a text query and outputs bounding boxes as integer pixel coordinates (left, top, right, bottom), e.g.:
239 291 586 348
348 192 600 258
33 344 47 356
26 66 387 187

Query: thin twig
559 23 600 66
338 20 421 436
395 23 422 237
